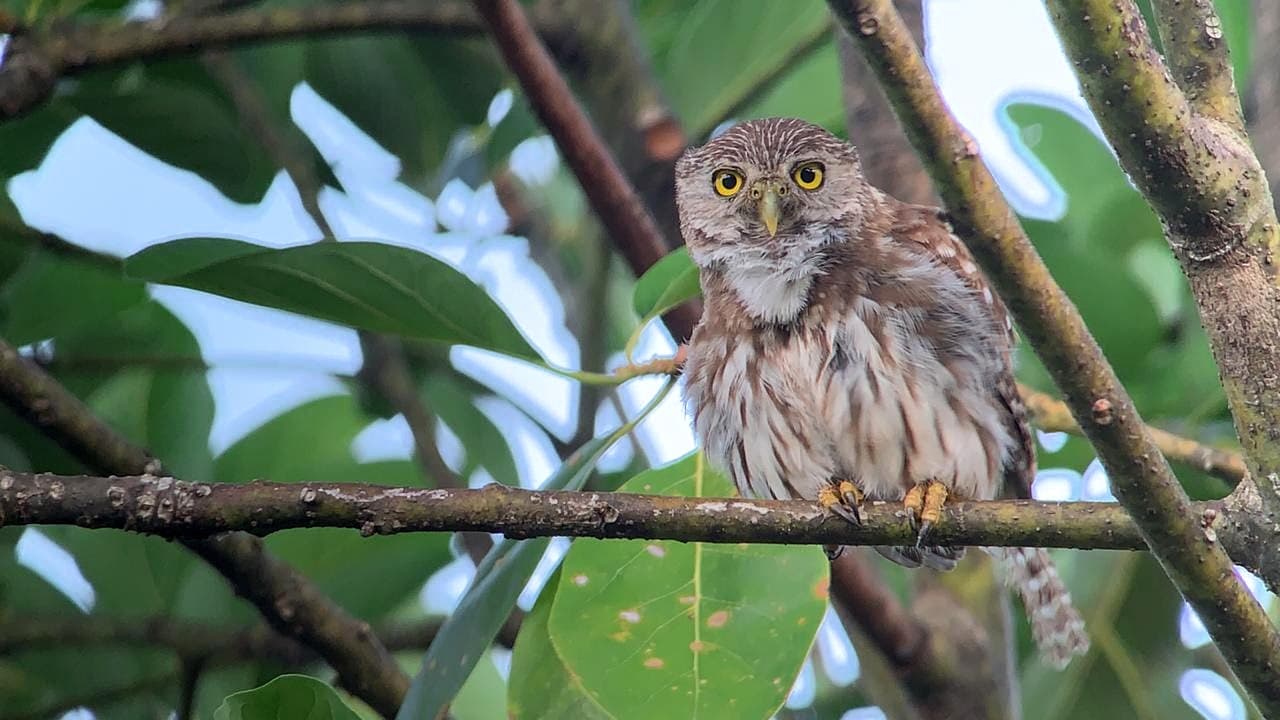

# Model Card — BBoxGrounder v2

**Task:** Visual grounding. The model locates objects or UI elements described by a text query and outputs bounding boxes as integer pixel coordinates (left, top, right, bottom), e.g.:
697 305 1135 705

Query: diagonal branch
827 0 1280 713
1044 2 1280 523
0 338 409 717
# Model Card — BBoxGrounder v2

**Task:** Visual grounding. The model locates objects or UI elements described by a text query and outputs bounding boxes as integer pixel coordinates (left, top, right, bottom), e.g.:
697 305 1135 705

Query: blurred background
0 0 1276 718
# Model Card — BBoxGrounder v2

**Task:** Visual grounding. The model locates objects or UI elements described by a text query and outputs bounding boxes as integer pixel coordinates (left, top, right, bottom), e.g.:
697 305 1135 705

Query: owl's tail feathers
986 546 1090 668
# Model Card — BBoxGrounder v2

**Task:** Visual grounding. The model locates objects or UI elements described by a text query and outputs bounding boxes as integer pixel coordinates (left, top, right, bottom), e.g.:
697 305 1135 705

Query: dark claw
840 491 863 524
823 544 845 560
829 502 861 526
915 520 934 548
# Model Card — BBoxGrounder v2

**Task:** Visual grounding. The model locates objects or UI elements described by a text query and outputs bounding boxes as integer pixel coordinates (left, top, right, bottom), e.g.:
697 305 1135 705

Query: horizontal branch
2 469 1270 572
0 1 560 119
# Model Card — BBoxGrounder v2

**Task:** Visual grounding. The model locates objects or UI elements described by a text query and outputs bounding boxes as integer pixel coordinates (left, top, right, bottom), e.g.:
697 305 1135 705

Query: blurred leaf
643 0 832 136
216 395 451 620
214 674 359 720
632 246 701 321
735 41 843 133
0 248 144 347
69 64 276 203
508 568 612 720
1005 104 1166 384
423 372 520 486
305 37 501 180
548 453 829 720
126 238 542 361
395 432 621 720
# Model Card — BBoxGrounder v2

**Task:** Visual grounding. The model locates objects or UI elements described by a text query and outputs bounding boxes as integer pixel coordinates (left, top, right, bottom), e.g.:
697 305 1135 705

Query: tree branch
1045 1 1280 530
472 0 701 340
1 468 1270 562
0 1 561 120
0 614 517 663
1020 383 1246 484
0 338 409 718
828 0 1280 712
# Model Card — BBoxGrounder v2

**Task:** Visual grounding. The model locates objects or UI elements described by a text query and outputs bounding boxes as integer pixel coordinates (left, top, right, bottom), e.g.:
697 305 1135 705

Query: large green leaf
547 454 829 720
508 568 612 720
125 238 541 361
632 246 701 322
214 674 360 720
395 432 622 720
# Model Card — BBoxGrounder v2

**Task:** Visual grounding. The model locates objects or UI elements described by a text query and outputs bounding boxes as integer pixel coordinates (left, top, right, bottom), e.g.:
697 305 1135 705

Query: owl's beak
755 182 783 237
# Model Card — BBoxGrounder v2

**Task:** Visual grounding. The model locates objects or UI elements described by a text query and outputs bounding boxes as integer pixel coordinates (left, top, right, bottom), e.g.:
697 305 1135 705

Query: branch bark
0 1 560 119
1 469 1271 564
1045 0 1280 525
0 339 410 718
828 0 1280 713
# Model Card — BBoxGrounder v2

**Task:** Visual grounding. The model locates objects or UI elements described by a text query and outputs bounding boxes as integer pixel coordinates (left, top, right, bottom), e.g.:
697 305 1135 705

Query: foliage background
0 0 1272 718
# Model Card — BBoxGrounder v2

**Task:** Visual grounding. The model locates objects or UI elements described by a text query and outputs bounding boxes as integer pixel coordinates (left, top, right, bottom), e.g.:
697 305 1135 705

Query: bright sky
1 2 1257 718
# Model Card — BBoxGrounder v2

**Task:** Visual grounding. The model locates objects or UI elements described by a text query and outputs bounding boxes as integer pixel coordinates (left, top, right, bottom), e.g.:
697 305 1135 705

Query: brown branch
0 1 563 120
1020 383 1246 484
1046 1 1280 525
0 338 409 718
831 0 1280 712
0 614 515 662
2 469 1271 566
472 0 701 340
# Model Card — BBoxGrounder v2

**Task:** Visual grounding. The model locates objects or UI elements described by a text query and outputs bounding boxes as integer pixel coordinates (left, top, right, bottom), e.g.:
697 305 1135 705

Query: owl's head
675 118 869 271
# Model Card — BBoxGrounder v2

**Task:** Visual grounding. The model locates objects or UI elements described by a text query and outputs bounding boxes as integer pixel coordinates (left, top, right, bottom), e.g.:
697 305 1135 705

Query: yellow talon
821 479 863 525
903 483 925 518
921 481 948 529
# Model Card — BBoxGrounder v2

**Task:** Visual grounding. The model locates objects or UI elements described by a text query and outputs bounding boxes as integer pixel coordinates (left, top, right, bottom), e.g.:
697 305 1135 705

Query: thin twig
0 338 409 717
830 0 1280 711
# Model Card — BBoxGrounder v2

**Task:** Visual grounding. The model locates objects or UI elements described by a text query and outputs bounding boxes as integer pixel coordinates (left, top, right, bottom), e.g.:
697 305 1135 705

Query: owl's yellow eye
712 169 744 197
793 162 824 191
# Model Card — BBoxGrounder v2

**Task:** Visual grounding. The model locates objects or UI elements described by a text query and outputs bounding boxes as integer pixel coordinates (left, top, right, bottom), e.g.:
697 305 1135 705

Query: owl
676 118 1088 667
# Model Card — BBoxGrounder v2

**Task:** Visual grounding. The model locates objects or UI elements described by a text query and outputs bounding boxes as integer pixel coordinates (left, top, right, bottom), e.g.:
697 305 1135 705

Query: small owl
676 118 1088 667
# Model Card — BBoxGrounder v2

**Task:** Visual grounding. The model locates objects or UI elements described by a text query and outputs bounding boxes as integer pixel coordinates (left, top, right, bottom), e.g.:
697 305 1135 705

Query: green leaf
125 238 541 361
214 674 360 720
0 246 144 346
632 246 701 321
508 569 612 720
643 0 832 136
547 454 828 720
395 432 622 720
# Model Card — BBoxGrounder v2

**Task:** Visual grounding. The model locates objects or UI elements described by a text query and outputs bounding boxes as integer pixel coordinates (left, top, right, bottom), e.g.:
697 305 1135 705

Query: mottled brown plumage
676 117 1087 667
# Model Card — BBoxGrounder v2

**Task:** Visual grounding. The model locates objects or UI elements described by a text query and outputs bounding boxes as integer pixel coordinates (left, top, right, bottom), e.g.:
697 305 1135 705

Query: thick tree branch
828 0 1280 712
1 469 1271 565
1045 1 1280 529
0 338 409 718
0 1 561 119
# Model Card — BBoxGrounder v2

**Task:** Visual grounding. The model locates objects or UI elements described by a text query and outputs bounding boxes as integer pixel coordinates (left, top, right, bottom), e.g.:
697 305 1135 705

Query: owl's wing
893 204 1036 499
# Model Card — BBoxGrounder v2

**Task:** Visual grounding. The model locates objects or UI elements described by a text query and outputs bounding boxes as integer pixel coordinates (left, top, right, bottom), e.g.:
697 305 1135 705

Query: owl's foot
903 479 948 547
819 479 864 525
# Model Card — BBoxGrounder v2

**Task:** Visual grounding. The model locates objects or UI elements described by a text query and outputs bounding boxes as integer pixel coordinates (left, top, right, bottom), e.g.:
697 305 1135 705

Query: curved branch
0 338 410 718
1149 0 1244 130
827 0 1280 712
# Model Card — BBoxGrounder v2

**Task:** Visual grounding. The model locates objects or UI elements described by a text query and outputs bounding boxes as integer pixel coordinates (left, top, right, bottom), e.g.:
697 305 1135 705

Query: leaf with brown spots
545 453 828 720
